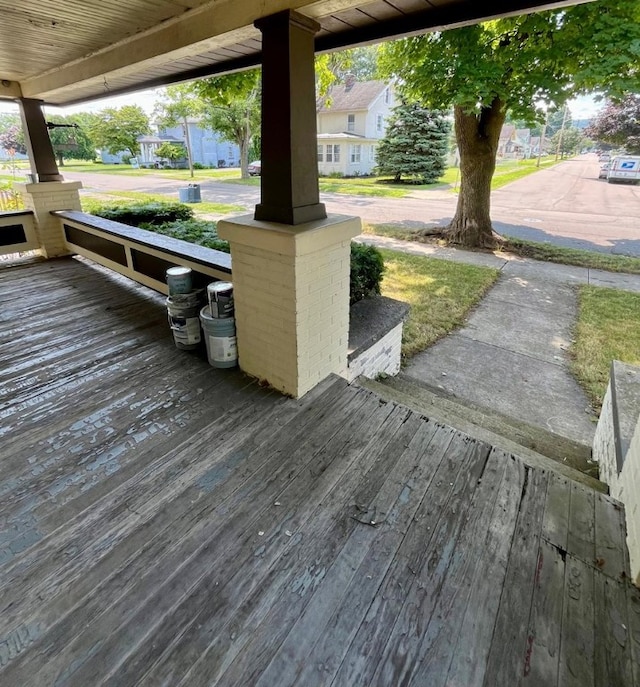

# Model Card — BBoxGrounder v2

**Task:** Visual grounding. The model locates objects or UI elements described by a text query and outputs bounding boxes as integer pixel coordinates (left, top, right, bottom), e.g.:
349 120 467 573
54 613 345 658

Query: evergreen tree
376 103 450 184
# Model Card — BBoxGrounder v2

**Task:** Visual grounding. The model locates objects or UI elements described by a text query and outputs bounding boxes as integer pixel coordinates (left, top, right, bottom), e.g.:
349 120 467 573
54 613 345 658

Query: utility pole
555 104 569 161
537 109 549 167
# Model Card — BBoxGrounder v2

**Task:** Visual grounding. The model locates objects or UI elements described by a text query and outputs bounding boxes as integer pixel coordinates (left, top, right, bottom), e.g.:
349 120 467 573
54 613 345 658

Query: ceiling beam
0 79 23 100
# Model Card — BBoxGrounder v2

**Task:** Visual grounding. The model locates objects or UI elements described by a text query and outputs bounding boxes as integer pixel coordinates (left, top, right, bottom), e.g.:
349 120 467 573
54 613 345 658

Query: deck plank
558 555 596 687
594 492 628 580
567 482 596 564
541 472 571 552
480 464 550 687
523 539 566 686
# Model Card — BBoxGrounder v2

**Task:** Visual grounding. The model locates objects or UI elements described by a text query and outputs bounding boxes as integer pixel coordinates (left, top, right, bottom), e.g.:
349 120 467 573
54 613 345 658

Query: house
160 121 240 168
316 77 394 176
100 124 240 168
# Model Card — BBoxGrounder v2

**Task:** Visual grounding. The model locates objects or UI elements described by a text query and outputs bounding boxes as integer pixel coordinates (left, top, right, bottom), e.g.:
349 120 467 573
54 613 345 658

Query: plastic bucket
207 281 234 318
166 266 192 295
167 296 202 350
200 306 237 368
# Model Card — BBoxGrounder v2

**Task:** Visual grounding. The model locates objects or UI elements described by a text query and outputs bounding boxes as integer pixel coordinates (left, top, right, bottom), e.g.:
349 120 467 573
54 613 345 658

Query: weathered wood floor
1 257 639 686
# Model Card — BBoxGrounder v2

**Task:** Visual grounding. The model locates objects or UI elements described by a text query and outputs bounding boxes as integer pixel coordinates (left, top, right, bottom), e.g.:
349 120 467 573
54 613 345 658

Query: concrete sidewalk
359 234 640 449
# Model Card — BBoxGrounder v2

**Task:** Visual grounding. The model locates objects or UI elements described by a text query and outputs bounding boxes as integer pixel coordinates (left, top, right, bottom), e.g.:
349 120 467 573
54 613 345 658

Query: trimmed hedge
90 200 385 304
90 201 194 226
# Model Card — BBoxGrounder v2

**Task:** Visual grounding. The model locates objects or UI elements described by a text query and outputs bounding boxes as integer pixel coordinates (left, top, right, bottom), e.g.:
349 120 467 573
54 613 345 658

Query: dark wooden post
254 10 326 225
18 98 63 182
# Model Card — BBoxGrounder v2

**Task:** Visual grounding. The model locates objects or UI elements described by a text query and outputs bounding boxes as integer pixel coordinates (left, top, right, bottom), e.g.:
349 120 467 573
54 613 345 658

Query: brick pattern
15 182 82 258
221 215 360 398
345 323 403 383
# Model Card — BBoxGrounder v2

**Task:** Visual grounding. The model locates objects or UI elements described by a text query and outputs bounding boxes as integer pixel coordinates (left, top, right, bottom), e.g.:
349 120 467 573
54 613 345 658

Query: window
350 144 361 163
347 114 355 132
227 146 234 159
369 146 376 163
333 145 340 163
376 114 383 133
384 88 391 105
317 144 323 162
326 145 333 163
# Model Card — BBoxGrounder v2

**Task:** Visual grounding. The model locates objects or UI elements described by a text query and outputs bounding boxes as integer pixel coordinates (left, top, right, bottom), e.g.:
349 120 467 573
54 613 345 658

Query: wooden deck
1 257 639 686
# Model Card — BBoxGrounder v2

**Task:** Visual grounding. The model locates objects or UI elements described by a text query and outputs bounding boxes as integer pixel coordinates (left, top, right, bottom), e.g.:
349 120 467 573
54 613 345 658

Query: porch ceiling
0 0 593 107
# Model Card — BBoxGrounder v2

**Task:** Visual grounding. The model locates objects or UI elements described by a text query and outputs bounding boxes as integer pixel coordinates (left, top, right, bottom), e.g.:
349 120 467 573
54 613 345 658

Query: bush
193 162 205 170
89 201 194 226
138 219 230 253
350 242 385 305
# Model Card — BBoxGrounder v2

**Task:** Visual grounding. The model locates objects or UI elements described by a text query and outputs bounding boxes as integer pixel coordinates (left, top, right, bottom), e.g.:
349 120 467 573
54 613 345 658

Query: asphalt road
64 153 640 256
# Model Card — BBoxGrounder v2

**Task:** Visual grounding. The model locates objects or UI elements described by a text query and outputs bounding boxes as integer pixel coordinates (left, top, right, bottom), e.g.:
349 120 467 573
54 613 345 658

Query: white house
316 78 394 176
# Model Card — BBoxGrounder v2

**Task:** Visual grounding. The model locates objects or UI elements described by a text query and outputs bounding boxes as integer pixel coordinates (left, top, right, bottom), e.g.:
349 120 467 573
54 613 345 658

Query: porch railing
0 210 38 256
53 210 231 294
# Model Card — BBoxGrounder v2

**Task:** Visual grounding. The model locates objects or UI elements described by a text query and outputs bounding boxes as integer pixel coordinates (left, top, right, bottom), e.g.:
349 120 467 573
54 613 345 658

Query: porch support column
18 98 63 182
219 9 361 398
254 10 326 224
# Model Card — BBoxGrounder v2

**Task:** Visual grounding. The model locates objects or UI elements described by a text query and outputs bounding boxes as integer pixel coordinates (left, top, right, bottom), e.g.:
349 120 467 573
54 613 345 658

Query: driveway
64 154 640 256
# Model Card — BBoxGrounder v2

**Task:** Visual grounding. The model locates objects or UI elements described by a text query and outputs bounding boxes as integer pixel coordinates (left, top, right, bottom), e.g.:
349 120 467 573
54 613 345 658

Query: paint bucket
167 295 202 350
166 266 193 295
200 306 237 368
207 281 234 318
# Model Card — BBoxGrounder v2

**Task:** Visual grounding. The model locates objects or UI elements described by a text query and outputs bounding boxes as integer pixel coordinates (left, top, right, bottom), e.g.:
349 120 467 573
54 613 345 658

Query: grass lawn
378 248 499 359
364 224 640 276
572 286 640 408
81 190 243 217
55 160 242 181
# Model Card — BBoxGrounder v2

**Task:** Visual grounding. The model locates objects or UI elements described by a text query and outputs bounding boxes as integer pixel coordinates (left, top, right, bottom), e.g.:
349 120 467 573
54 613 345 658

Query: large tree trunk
446 99 506 248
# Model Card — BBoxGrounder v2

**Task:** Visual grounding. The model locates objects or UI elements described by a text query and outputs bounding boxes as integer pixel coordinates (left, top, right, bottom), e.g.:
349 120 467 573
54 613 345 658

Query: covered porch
1 257 638 686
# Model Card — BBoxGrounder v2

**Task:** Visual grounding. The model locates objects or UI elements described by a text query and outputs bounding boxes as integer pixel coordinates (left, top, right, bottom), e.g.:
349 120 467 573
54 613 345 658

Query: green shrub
89 201 194 226
350 242 385 305
193 162 206 170
139 219 230 253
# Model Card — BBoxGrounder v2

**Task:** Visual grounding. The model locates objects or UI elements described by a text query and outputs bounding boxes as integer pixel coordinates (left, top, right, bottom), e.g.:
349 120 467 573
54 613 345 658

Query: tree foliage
376 103 450 183
194 71 261 178
46 114 96 166
379 0 640 247
89 105 150 156
0 125 26 155
154 141 187 162
550 126 585 158
586 95 640 153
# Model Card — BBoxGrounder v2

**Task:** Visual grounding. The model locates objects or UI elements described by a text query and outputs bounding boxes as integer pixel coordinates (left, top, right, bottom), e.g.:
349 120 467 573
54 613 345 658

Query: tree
550 126 585 159
586 95 640 153
194 71 260 178
46 114 96 166
154 85 203 177
376 103 450 183
316 46 381 106
0 125 26 155
89 105 150 157
154 141 187 165
380 1 640 247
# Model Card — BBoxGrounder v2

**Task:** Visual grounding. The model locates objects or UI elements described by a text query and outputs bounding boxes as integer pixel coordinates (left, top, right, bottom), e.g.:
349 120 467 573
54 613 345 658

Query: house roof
317 132 367 139
317 80 387 113
499 125 516 142
0 0 594 107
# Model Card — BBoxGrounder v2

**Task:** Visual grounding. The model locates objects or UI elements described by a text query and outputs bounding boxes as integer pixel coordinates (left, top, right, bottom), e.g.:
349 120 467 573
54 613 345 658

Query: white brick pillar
13 181 83 258
218 213 361 398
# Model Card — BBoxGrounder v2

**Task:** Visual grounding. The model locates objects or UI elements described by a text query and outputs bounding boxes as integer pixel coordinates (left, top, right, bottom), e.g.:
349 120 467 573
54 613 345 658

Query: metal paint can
166 266 193 295
207 281 234 318
166 296 201 350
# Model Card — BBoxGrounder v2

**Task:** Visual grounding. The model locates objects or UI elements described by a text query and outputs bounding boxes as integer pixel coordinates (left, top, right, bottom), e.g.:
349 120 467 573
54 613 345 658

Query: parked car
248 160 261 176
598 162 610 179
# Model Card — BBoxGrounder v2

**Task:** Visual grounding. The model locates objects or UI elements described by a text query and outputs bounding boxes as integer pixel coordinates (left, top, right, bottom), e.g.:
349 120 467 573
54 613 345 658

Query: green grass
57 160 242 181
572 286 640 408
363 224 640 276
378 248 499 359
499 238 640 275
81 190 243 217
489 157 558 190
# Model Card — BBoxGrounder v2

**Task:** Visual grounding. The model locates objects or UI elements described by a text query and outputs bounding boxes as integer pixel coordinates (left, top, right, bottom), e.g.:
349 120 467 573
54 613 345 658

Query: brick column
13 181 82 258
218 214 361 398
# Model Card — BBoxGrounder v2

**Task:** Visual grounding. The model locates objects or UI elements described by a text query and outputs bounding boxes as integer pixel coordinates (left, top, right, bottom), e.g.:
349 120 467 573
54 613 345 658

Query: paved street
64 153 640 256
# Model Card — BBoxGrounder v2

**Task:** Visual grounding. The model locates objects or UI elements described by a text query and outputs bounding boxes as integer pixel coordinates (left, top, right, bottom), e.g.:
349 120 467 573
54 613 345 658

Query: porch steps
360 376 606 494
